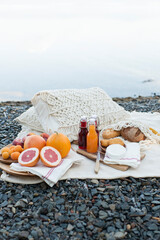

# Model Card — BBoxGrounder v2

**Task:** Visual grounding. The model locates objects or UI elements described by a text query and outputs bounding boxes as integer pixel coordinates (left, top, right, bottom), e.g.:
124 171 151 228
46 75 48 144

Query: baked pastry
108 138 125 146
121 127 145 142
100 139 109 147
102 129 121 139
100 138 125 147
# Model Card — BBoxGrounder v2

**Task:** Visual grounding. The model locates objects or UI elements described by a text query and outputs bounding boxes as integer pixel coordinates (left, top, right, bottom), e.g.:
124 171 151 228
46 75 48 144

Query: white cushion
31 87 130 141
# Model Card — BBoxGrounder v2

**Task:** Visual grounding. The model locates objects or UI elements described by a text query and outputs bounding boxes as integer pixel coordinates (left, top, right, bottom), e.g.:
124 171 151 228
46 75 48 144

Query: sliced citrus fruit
18 148 39 167
40 146 62 167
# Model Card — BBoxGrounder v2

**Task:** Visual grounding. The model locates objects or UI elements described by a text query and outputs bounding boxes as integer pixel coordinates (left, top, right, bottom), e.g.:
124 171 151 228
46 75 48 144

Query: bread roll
108 138 125 146
100 139 109 147
100 138 125 147
102 129 121 139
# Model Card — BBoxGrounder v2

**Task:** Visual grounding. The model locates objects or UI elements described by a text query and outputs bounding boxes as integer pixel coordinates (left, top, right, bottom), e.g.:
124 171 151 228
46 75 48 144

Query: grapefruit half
40 146 62 167
18 147 40 167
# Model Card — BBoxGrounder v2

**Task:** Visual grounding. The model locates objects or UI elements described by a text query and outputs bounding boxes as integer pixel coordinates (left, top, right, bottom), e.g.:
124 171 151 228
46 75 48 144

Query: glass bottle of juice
87 118 98 153
91 115 99 145
78 116 88 149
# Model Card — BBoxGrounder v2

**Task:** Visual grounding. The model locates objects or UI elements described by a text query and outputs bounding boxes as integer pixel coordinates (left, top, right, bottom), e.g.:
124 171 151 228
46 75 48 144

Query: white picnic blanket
1 108 160 186
2 143 160 186
61 143 160 179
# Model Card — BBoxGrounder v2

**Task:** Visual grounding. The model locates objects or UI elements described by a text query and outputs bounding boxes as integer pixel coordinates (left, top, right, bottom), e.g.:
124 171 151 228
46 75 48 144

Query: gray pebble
114 231 127 239
31 230 39 239
67 224 74 231
148 223 158 231
152 205 160 211
77 204 86 212
109 204 116 211
0 200 8 208
15 200 26 208
99 210 108 219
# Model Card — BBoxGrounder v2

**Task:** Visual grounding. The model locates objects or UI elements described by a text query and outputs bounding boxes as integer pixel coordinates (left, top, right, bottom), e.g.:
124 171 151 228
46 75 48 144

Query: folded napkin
10 149 83 187
103 142 141 168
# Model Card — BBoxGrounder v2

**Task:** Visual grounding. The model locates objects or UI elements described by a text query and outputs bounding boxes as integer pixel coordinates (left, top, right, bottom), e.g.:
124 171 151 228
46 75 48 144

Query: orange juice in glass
87 118 98 153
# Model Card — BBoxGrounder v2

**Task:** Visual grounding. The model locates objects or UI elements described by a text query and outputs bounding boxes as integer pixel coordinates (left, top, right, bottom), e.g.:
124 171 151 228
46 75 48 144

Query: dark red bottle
78 116 88 149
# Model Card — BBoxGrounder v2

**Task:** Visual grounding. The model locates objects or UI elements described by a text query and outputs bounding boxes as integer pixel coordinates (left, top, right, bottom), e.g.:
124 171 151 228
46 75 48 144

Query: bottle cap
89 118 96 125
81 116 87 121
91 115 100 127
80 116 87 128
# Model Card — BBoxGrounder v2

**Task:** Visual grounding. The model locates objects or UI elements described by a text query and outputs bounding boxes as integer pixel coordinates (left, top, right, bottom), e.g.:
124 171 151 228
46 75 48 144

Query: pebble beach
0 96 160 240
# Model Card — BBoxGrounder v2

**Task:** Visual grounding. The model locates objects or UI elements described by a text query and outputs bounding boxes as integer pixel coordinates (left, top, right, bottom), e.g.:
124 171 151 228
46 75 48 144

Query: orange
46 132 71 158
11 152 21 160
40 146 62 167
18 148 39 167
2 151 10 160
1 147 10 154
24 135 46 151
9 147 16 156
14 145 23 153
10 145 15 150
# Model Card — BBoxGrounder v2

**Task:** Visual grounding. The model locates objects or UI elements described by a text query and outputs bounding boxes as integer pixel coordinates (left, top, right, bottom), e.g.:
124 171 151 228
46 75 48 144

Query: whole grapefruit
46 132 71 158
24 135 46 151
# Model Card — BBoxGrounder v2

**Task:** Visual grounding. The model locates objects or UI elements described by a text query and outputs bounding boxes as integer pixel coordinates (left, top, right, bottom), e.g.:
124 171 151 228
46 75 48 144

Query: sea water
0 1 160 101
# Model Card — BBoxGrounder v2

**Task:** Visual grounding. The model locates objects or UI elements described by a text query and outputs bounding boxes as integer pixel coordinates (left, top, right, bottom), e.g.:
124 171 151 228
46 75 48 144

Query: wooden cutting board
0 162 34 177
0 157 18 164
0 144 18 164
76 148 129 171
0 144 34 176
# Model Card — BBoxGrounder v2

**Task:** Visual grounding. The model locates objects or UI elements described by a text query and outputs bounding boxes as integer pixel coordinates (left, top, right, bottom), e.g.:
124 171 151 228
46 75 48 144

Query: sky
0 0 160 100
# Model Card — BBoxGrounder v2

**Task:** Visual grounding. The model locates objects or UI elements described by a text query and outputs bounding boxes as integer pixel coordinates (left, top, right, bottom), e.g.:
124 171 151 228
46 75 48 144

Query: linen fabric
103 141 141 168
10 149 83 187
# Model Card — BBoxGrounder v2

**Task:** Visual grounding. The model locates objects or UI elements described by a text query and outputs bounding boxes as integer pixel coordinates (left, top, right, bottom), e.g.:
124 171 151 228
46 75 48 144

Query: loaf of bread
121 127 145 142
102 129 121 139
